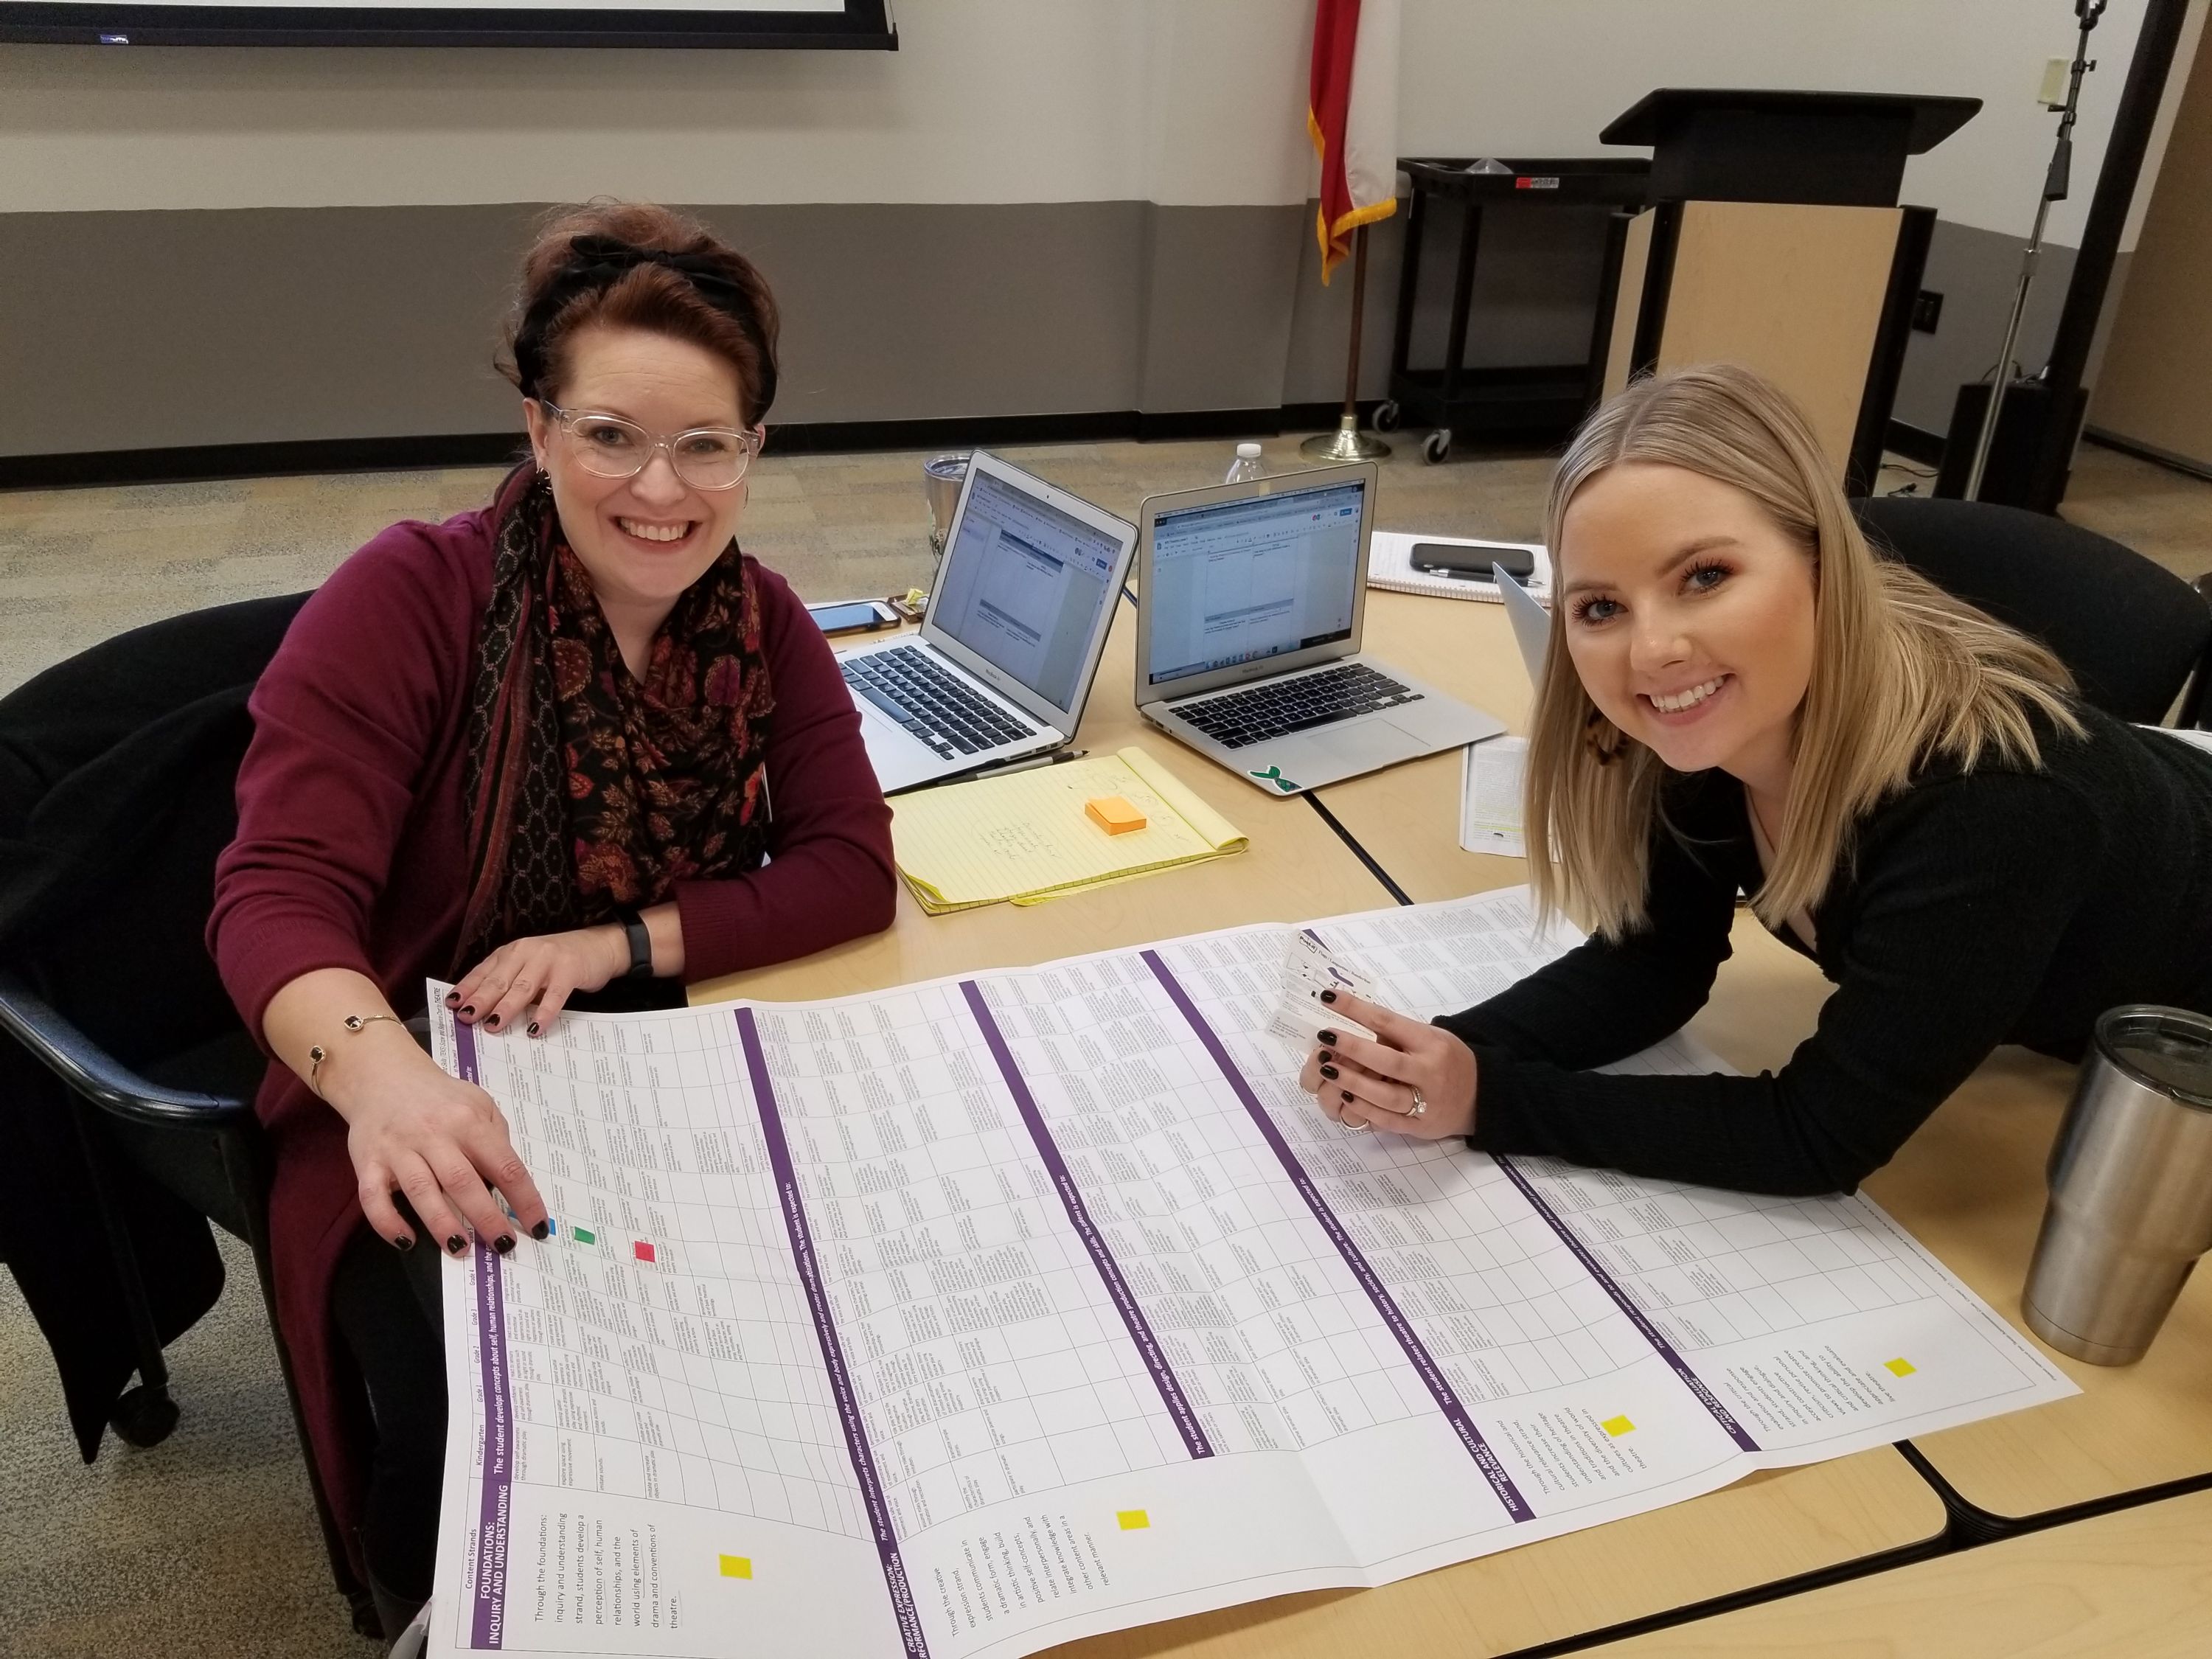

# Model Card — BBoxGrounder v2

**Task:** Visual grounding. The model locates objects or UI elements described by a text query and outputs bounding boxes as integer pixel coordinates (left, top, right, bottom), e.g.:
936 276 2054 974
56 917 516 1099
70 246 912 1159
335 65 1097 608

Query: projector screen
0 0 894 47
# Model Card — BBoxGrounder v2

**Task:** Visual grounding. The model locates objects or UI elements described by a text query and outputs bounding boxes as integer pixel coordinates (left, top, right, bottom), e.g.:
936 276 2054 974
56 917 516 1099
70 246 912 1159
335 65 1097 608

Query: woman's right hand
329 1034 549 1256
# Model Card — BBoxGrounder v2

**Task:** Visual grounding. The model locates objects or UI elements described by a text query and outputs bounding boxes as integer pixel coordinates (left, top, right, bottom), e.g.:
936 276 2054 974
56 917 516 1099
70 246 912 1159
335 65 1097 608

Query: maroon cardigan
209 502 894 1579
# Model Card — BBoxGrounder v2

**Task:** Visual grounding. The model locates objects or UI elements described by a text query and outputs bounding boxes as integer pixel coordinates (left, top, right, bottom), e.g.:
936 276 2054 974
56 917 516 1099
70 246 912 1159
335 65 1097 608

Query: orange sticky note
1085 795 1147 835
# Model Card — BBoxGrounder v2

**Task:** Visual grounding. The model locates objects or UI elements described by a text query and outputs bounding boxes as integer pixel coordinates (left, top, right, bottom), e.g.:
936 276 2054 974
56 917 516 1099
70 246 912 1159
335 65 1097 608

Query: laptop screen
929 467 1124 712
1144 478 1368 687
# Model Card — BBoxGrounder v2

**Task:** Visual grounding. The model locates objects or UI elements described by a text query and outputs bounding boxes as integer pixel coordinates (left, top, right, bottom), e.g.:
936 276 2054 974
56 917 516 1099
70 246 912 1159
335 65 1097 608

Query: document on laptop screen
931 470 1121 711
1145 482 1365 688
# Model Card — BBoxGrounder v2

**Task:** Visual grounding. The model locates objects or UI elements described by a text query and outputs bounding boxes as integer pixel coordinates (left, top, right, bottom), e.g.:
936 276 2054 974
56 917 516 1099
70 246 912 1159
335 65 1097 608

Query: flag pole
1301 223 1391 462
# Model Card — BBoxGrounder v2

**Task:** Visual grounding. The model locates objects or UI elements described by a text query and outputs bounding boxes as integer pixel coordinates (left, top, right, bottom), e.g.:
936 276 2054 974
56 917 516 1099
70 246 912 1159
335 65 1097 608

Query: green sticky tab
571 1225 597 1245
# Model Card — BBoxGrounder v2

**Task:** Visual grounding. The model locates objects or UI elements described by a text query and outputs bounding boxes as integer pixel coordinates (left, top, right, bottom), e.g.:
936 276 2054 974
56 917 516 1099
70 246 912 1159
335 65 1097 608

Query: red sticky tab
633 1240 656 1263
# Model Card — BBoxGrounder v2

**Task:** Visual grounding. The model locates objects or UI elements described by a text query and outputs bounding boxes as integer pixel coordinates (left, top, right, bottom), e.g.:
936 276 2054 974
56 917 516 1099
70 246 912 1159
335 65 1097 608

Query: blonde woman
1299 364 2212 1195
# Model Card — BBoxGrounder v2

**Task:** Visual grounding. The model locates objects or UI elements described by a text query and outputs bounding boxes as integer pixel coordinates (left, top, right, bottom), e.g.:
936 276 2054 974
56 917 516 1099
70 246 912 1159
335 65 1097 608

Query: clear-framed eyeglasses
536 400 762 491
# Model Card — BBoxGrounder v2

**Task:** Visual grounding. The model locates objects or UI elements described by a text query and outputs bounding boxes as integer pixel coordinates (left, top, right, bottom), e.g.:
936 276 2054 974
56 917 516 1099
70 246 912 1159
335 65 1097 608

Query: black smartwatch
615 908 654 979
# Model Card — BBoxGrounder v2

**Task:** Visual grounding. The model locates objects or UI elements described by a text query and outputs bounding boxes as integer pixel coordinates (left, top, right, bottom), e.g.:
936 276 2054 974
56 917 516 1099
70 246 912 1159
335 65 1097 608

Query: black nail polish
1318 1029 1339 1046
1321 1064 1339 1079
392 1234 416 1253
459 1005 475 1018
445 992 460 1008
484 1014 501 1032
531 1220 550 1241
493 1234 516 1256
1319 989 1338 1004
527 1021 540 1037
446 1234 467 1256
1320 1050 1335 1064
1340 1090 1353 1102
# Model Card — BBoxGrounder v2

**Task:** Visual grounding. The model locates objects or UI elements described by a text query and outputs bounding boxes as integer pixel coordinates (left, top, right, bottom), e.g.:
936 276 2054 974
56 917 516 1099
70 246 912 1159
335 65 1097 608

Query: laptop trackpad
1307 718 1427 771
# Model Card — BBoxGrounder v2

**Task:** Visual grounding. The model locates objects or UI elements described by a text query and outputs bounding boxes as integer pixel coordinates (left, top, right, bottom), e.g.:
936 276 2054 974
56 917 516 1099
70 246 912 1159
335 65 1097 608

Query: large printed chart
427 890 2075 1659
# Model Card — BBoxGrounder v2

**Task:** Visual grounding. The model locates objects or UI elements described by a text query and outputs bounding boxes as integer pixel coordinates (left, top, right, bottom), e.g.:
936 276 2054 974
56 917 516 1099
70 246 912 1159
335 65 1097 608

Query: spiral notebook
1366 529 1551 604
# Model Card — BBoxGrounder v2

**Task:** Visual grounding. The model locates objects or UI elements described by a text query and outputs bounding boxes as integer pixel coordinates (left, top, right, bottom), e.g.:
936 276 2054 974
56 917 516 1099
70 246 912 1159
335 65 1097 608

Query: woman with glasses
208 203 897 1638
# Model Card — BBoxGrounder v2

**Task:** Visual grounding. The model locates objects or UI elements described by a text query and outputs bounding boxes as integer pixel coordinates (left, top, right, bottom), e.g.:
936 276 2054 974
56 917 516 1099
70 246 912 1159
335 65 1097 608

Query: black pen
973 748 1088 779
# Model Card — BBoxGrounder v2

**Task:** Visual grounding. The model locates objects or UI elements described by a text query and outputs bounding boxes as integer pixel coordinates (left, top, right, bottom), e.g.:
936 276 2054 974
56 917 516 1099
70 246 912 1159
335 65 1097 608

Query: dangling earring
1583 705 1625 766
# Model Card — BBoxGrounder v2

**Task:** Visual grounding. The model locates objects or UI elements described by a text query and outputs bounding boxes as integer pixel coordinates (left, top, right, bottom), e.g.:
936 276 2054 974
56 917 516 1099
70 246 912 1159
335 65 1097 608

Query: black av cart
1383 157 1650 462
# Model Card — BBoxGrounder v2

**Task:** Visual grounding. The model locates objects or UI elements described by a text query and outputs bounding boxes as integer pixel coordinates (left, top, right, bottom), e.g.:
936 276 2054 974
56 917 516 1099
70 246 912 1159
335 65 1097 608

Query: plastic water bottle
1224 442 1265 484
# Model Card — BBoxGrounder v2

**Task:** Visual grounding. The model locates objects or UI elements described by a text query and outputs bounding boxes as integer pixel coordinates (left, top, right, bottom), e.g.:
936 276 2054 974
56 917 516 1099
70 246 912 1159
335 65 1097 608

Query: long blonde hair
1528 364 2081 939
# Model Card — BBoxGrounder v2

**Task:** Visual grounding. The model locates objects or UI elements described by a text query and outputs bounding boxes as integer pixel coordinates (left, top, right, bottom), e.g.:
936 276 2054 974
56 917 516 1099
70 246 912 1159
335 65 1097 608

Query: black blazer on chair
0 594 307 1460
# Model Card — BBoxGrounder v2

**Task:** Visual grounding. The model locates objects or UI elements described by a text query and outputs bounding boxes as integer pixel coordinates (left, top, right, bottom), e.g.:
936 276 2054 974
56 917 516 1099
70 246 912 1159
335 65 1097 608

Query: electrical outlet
1911 290 1944 334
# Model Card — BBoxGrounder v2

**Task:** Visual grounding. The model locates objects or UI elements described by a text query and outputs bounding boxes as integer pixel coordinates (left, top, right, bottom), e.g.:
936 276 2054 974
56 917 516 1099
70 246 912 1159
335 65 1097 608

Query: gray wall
8 201 1328 456
1891 218 2081 438
0 198 2112 459
7 197 1655 457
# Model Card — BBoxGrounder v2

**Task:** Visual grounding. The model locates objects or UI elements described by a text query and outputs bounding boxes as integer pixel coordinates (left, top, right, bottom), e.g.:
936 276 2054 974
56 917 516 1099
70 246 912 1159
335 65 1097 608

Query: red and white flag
1307 0 1401 283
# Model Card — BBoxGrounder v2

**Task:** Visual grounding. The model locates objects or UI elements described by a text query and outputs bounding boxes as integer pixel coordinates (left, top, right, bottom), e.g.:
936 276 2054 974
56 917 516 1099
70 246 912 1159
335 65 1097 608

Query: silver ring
1409 1087 1427 1120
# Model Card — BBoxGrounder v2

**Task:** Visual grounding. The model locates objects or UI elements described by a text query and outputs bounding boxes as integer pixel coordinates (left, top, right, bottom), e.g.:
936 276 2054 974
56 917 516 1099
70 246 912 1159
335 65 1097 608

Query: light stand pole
1964 0 2104 501
1301 223 1392 462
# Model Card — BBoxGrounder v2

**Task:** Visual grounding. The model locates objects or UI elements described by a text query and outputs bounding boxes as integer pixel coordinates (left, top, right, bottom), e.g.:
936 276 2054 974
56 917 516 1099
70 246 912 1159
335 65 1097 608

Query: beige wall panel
2089 20 2212 469
1655 201 1901 470
1601 208 1655 400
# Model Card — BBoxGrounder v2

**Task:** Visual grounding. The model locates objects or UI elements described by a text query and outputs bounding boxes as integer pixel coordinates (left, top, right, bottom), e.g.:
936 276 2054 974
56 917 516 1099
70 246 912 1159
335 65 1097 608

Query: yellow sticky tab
1885 1357 1916 1377
1116 1510 1150 1531
1085 795 1147 835
719 1555 752 1579
1600 1414 1635 1436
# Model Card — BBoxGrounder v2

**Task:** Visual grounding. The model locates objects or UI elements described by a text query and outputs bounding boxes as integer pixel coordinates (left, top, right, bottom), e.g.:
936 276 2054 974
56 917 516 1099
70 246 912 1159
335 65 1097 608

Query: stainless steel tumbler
2023 1005 2212 1364
922 453 970 558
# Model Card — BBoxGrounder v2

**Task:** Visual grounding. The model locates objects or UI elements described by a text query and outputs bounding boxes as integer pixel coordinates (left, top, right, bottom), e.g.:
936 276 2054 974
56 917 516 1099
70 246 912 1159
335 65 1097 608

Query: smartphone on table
1410 542 1537 582
807 598 901 637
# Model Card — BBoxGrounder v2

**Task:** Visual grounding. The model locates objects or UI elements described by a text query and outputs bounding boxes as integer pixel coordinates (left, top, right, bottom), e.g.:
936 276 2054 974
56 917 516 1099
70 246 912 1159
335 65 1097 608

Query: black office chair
1851 495 2212 728
0 593 378 1635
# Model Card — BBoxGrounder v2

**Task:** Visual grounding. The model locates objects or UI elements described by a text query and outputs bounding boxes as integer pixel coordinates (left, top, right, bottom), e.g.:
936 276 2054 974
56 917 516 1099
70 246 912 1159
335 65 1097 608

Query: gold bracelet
307 1012 407 1098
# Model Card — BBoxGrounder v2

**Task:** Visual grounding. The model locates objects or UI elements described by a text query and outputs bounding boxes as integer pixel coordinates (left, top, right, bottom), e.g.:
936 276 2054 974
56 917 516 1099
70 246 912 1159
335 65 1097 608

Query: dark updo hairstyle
502 201 781 425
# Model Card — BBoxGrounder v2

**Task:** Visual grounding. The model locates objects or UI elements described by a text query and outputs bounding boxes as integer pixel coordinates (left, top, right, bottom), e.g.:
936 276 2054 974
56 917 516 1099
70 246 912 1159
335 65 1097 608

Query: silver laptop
839 451 1135 794
1134 462 1506 796
1497 564 1551 684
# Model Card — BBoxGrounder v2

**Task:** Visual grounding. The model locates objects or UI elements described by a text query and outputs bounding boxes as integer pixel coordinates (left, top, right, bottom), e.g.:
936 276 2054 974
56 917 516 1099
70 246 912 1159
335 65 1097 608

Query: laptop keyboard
842 644 1040 759
1171 662 1422 750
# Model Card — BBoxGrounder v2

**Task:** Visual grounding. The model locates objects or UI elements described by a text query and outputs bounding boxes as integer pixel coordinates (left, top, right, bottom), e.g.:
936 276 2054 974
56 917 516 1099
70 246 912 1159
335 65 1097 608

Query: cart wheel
1422 429 1452 465
1372 400 1402 433
111 1383 180 1447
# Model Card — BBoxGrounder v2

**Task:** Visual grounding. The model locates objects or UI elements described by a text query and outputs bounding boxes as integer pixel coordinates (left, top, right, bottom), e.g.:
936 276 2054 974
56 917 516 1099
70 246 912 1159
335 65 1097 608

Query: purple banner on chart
734 1009 931 1659
1495 1158 1761 1453
454 1023 516 1649
958 980 1214 1461
1139 950 1536 1525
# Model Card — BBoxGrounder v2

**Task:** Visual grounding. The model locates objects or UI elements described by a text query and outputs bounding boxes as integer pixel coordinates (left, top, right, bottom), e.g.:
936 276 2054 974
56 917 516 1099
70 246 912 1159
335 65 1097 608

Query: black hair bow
512 234 774 411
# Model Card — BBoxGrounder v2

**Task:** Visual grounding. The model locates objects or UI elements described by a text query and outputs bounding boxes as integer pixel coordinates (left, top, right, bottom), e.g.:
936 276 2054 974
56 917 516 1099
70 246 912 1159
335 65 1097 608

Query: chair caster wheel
110 1383 180 1447
1423 429 1453 465
1373 400 1402 432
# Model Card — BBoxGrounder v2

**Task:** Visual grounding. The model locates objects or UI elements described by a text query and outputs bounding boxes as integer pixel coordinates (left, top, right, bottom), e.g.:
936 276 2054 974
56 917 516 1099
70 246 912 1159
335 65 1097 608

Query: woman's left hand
448 925 627 1037
1299 990 1478 1141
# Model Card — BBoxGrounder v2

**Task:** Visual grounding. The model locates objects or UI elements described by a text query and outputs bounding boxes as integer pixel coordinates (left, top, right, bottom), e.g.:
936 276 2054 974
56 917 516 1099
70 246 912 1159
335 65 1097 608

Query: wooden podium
1598 89 1978 490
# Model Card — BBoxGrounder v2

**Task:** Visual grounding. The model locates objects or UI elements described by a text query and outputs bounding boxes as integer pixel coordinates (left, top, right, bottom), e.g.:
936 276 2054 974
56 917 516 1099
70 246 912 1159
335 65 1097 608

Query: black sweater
1443 706 2212 1196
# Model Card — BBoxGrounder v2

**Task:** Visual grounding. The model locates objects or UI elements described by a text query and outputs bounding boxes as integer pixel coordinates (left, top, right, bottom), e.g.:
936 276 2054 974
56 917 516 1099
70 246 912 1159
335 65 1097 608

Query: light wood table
694 601 1393 1005
1579 1487 2212 1658
1313 593 2212 1527
696 595 1948 1658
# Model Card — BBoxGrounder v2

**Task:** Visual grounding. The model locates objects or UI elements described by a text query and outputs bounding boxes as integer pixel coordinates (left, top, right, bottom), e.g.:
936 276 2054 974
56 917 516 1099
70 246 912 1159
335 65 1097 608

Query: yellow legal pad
891 746 1248 915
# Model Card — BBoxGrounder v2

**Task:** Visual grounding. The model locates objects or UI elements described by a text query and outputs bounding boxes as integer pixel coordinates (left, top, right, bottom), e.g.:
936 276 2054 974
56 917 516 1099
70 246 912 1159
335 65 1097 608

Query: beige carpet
1 431 2206 1657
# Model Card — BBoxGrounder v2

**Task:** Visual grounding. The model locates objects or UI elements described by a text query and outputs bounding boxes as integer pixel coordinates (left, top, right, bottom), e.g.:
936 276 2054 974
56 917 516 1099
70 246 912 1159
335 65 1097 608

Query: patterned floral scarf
457 468 775 973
